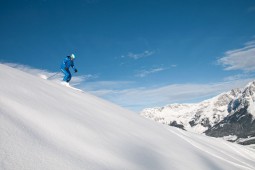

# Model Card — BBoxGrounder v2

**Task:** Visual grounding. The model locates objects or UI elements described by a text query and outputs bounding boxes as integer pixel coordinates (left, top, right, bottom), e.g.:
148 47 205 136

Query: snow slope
1 63 255 170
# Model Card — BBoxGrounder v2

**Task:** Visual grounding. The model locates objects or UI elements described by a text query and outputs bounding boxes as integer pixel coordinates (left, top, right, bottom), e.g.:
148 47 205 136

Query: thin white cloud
223 74 253 81
218 40 255 71
71 74 98 86
81 80 134 91
123 50 155 60
84 78 254 112
135 67 168 77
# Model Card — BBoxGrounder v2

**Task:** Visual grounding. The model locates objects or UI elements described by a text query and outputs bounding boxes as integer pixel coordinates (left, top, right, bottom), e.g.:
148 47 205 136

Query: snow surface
1 63 255 170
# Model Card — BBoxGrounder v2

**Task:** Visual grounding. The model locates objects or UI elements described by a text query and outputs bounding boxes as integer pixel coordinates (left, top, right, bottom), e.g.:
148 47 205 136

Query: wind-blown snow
3 62 87 86
1 64 255 170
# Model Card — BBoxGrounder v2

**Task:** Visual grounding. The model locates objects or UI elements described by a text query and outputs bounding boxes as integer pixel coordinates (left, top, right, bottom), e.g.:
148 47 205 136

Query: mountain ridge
141 80 255 145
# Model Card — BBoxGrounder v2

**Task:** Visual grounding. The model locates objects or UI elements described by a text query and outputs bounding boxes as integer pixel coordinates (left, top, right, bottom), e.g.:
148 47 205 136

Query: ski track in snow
168 128 255 170
179 132 255 168
221 140 255 162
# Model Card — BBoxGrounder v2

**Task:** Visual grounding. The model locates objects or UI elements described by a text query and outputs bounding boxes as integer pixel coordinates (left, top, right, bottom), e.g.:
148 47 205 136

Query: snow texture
1 64 255 170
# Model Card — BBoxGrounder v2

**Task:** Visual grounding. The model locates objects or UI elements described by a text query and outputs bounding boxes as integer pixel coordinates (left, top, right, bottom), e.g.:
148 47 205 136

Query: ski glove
74 69 78 73
65 67 68 71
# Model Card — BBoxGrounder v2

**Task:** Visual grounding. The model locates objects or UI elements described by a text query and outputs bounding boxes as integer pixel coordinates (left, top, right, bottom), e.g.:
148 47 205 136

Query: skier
61 54 78 82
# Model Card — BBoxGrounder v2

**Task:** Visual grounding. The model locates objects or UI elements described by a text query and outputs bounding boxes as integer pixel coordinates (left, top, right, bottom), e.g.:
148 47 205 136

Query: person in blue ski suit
60 54 78 82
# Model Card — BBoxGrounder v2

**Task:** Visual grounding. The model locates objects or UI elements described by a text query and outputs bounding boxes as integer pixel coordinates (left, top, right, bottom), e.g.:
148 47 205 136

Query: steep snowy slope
1 63 255 170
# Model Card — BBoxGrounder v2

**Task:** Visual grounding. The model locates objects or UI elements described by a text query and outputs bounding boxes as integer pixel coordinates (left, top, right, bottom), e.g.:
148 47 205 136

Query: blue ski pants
61 68 72 82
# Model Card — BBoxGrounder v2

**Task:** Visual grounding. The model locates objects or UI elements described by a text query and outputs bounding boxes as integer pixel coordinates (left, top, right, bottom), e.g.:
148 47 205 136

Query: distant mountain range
141 81 255 146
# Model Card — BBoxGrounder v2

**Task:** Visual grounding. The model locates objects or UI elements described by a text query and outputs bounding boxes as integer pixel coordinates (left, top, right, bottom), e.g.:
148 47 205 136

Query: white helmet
70 54 75 59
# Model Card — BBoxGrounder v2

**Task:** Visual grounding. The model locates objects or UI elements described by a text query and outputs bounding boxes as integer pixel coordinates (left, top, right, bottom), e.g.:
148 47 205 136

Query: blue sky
1 0 255 111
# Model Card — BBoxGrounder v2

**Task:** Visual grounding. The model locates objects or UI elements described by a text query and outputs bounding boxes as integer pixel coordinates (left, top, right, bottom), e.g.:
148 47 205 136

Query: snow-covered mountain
205 82 255 144
1 63 255 170
141 81 255 145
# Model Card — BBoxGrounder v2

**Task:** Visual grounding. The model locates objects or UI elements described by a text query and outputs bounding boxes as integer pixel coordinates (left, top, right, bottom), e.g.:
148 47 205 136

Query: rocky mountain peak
141 80 255 145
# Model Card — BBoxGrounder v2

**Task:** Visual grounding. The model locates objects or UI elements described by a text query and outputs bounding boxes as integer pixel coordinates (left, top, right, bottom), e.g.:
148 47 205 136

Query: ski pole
47 72 60 80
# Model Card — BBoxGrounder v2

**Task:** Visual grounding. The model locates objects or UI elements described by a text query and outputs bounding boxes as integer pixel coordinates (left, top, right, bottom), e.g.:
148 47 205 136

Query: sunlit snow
1 64 255 170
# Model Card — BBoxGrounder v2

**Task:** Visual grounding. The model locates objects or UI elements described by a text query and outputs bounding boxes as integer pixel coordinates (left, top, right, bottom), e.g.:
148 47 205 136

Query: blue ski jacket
61 56 76 70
